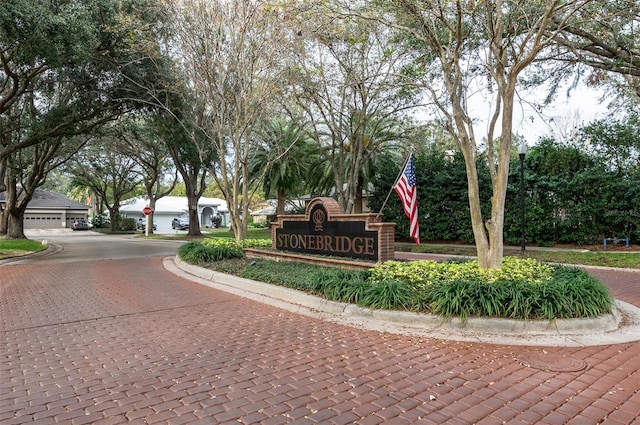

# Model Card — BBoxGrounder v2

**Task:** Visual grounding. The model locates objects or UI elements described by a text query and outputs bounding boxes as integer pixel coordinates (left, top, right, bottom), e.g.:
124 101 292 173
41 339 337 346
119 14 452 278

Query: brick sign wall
271 197 395 262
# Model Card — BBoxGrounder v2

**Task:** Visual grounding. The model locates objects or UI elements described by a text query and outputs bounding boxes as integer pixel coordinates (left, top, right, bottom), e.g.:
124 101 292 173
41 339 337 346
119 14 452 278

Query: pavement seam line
0 301 232 334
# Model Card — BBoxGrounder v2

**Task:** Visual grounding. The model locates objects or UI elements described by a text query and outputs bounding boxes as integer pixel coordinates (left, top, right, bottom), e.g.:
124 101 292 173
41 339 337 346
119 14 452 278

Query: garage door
23 213 63 229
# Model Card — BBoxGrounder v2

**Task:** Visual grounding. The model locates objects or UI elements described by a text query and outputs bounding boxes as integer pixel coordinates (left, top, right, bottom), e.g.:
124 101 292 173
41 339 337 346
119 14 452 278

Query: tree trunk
5 179 27 240
483 82 519 269
6 208 26 239
186 192 201 237
276 188 286 216
354 175 364 213
108 207 119 233
3 177 27 239
229 206 246 240
0 208 7 235
147 199 156 235
462 152 491 268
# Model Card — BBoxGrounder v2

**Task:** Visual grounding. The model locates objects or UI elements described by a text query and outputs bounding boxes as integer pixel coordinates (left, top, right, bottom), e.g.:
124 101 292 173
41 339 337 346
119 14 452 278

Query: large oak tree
0 0 169 238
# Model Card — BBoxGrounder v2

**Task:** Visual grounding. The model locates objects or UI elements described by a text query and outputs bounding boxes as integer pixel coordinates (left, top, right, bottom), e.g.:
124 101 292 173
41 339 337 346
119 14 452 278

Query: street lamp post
518 143 527 253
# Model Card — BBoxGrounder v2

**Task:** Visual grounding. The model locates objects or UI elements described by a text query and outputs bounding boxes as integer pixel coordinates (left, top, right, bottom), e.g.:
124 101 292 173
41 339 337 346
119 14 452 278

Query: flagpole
375 153 412 222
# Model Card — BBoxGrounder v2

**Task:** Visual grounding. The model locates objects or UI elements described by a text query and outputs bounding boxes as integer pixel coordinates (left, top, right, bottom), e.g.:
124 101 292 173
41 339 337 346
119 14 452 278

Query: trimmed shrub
369 257 553 290
119 217 136 231
201 238 245 258
239 239 272 248
179 240 244 265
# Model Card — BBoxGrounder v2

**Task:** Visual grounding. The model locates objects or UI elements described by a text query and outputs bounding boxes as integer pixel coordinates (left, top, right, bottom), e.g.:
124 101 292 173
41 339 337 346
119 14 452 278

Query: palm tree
347 114 405 213
250 119 317 215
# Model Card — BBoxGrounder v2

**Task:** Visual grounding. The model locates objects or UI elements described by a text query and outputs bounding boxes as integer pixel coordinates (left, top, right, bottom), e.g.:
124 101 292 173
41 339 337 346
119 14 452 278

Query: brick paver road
1 255 639 424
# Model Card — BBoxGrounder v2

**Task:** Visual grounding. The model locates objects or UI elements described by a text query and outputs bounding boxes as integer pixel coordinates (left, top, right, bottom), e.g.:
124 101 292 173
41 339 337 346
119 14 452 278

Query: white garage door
23 213 63 229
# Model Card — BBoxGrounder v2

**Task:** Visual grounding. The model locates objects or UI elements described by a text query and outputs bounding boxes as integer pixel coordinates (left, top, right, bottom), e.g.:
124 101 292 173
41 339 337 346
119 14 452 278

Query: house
0 189 90 229
299 183 376 214
250 199 305 225
119 196 229 233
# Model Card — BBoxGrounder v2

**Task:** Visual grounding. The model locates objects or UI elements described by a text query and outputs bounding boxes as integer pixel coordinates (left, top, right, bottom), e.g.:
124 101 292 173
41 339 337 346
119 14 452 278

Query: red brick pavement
1 257 639 424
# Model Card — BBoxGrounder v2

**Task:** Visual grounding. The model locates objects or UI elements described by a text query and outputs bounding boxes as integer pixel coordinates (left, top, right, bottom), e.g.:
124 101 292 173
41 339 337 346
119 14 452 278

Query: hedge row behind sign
271 197 395 262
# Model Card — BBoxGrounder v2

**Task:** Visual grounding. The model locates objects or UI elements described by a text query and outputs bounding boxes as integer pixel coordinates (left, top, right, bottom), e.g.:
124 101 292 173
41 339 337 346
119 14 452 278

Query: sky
467 82 610 146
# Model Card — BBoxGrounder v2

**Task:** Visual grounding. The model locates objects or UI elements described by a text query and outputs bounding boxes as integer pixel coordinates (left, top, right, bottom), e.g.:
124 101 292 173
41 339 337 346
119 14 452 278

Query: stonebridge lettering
271 198 395 262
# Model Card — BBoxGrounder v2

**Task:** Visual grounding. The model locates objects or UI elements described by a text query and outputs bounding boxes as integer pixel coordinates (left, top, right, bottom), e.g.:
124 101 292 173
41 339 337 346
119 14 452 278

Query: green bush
201 238 245 258
91 214 109 228
179 240 244 264
369 257 553 287
239 239 272 248
202 237 271 248
369 140 640 246
119 217 136 231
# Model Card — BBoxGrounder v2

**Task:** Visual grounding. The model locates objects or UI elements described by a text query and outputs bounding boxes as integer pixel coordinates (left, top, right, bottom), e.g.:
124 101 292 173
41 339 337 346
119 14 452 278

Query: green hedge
368 139 640 245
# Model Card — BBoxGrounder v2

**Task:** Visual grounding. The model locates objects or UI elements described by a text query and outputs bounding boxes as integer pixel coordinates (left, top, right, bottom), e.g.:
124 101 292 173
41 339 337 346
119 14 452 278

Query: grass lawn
0 239 48 260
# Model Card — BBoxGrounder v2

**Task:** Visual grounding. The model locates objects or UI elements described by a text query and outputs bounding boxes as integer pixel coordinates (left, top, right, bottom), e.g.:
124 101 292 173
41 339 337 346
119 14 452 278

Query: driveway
1 234 639 424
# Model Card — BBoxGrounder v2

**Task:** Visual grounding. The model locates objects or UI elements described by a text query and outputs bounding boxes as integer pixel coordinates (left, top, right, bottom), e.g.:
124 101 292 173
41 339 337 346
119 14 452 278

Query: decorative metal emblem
312 208 325 231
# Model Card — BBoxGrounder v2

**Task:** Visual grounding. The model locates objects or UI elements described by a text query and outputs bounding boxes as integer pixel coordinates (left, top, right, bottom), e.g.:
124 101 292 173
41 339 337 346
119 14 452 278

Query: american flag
394 153 419 245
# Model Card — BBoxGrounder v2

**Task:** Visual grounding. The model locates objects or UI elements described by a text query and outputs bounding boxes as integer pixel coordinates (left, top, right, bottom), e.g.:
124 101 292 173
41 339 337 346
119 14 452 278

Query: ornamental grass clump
360 280 416 310
178 242 213 264
240 260 371 304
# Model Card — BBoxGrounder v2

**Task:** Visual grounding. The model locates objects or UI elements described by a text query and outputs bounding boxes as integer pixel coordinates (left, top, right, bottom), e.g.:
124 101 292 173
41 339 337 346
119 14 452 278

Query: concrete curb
166 256 640 347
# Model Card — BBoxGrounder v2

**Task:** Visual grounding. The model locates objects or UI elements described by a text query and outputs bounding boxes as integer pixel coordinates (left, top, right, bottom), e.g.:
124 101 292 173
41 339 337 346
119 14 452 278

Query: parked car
71 219 89 231
172 216 189 230
136 218 157 231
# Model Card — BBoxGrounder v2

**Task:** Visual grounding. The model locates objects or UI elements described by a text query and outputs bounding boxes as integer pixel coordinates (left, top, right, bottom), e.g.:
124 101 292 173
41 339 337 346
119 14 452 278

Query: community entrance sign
271 197 395 262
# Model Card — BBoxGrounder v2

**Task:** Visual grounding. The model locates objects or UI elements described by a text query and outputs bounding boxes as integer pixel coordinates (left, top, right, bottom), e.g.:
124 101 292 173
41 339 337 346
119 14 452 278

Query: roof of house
250 199 304 216
0 189 90 210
